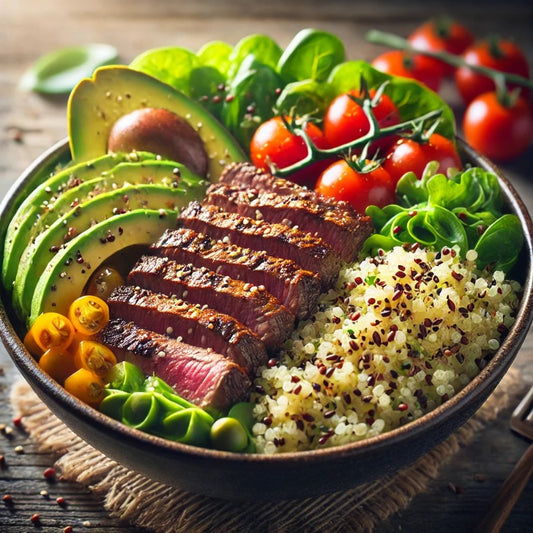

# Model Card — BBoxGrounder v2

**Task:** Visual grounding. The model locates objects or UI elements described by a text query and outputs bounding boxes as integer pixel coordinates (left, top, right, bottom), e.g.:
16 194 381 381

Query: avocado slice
3 159 204 294
30 208 176 326
13 181 203 322
68 66 246 181
2 150 157 292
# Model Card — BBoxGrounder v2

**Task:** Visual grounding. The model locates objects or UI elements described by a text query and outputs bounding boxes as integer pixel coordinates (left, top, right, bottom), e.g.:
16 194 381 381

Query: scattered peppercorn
43 467 57 481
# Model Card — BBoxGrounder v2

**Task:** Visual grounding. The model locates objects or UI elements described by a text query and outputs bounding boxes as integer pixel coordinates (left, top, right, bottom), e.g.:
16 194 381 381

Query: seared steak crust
150 228 321 320
128 255 294 351
107 285 267 375
101 319 250 411
178 201 341 288
204 181 373 263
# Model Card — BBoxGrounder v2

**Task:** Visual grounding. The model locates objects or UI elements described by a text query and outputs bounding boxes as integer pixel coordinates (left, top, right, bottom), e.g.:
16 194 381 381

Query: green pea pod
122 392 160 431
144 375 198 410
162 408 212 446
99 390 131 420
107 361 145 393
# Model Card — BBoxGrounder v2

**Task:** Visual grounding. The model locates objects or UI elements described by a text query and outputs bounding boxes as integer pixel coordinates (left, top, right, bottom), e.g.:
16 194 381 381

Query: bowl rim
1 137 533 467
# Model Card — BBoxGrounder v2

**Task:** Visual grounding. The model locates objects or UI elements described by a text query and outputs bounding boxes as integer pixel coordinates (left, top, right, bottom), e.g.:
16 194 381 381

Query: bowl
1 138 532 502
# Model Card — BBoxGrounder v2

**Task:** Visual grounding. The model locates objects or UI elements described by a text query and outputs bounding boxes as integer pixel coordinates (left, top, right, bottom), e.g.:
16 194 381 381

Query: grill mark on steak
101 319 250 411
128 255 294 351
178 201 341 288
204 181 373 263
150 227 321 320
107 285 267 375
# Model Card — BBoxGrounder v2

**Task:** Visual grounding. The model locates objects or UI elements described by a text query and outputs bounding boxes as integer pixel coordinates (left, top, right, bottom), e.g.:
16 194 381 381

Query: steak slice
128 255 294 351
204 181 373 263
107 285 267 375
101 319 250 411
151 228 321 320
178 201 341 288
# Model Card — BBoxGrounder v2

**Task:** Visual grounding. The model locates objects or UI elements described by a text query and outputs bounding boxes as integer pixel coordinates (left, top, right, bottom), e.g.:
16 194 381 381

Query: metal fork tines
511 385 533 439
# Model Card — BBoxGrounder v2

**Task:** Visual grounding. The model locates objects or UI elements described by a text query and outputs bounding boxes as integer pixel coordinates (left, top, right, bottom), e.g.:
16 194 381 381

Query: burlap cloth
10 369 521 533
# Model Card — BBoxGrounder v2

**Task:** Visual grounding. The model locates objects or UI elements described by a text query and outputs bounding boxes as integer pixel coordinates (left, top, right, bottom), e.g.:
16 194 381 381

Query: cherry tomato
323 89 401 153
250 116 332 188
64 368 106 407
371 50 443 93
73 340 117 378
408 17 474 77
463 91 533 161
68 295 110 336
455 38 530 105
86 266 124 300
315 160 396 213
383 133 463 184
28 312 75 353
39 347 77 385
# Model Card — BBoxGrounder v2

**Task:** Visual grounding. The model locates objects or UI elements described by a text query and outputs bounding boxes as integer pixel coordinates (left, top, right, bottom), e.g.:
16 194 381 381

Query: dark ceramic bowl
1 138 532 502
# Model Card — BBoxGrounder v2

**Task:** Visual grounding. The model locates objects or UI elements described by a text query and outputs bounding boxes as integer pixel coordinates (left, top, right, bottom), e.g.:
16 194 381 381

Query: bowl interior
1 138 532 501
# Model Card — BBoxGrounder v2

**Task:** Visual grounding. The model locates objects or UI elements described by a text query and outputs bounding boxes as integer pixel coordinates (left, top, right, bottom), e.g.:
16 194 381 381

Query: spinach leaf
275 79 335 117
278 28 345 83
197 40 233 75
130 46 198 94
227 34 282 79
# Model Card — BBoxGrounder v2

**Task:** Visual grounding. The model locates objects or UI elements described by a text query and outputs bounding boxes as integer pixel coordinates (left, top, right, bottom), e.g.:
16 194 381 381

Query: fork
476 385 533 533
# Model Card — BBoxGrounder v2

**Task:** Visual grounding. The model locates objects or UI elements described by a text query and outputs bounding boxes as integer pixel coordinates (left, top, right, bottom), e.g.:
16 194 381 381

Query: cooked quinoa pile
250 245 521 454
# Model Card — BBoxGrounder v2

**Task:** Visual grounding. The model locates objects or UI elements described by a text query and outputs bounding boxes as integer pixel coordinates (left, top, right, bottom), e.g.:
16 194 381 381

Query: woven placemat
10 369 520 533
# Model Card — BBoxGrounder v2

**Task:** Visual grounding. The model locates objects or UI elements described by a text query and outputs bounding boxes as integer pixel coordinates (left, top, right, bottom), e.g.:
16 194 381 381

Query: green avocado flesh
13 181 203 322
67 66 246 181
2 150 157 292
30 209 177 326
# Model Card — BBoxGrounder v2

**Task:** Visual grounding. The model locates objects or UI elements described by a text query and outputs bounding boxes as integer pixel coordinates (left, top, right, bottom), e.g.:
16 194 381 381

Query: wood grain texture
1 1 533 531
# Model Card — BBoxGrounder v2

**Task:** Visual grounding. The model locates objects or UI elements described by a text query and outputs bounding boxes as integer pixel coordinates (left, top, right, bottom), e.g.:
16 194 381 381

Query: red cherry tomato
383 133 463 184
455 38 530 105
250 116 331 188
315 160 396 213
323 89 401 154
463 91 533 161
408 17 474 77
371 50 443 93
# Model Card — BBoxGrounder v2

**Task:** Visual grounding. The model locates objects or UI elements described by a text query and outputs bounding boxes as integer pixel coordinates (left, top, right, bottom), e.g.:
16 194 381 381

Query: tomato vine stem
365 29 533 90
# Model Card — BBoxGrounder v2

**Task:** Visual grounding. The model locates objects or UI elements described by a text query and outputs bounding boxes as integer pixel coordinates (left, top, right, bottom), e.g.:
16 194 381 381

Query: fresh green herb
363 164 524 272
20 44 118 94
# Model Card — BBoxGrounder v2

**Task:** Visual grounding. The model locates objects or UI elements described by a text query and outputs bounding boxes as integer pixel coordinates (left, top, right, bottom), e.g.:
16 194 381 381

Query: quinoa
250 245 521 454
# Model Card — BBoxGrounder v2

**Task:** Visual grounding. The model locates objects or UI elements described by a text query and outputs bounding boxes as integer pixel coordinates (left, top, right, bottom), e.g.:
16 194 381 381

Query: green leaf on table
20 43 119 94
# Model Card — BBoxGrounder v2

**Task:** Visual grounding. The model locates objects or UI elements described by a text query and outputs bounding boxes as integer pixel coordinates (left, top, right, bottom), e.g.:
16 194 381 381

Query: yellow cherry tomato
85 266 124 300
23 328 43 358
28 312 75 352
39 347 77 384
73 340 117 378
64 368 105 407
68 295 110 336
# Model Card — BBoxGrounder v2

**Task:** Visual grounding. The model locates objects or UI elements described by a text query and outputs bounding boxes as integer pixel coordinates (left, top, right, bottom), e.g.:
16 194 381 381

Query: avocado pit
107 107 209 178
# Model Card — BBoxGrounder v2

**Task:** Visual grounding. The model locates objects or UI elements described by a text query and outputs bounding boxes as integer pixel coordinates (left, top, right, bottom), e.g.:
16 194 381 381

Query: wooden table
1 1 532 531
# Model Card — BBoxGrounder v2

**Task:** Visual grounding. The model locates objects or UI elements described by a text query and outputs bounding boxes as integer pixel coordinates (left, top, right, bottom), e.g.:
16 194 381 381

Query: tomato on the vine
454 38 530 105
371 50 443 92
462 91 533 161
382 133 463 184
315 159 396 214
250 116 331 188
323 88 401 153
408 17 474 77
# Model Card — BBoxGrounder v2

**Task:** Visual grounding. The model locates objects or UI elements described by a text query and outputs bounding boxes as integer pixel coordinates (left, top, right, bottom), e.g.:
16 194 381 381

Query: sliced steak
178 201 341 288
151 228 321 320
101 319 250 411
128 255 294 351
204 181 373 263
107 285 267 375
